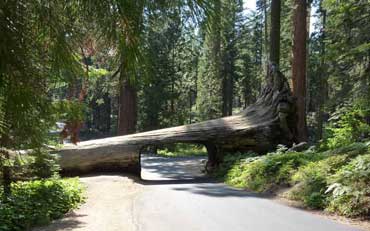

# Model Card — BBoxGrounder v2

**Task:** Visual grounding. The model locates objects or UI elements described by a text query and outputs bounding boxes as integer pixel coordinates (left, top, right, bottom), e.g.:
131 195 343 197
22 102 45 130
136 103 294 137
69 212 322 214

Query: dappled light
1 0 369 230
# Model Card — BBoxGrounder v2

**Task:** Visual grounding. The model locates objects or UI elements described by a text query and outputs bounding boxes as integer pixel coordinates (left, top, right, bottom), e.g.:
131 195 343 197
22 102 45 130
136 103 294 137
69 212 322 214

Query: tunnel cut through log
57 67 296 176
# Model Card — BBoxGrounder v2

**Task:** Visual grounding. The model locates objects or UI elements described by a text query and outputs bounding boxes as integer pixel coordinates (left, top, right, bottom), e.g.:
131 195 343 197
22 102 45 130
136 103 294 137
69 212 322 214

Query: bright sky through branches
243 0 317 35
243 0 256 12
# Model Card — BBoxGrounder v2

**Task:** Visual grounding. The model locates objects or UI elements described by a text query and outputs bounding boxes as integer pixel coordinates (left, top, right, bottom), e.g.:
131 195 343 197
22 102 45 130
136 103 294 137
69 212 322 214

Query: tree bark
118 78 137 135
222 71 233 117
292 0 308 142
316 3 327 141
270 0 281 66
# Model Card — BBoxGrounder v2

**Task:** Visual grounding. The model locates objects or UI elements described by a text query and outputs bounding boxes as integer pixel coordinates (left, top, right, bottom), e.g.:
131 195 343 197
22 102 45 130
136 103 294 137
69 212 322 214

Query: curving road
35 155 364 231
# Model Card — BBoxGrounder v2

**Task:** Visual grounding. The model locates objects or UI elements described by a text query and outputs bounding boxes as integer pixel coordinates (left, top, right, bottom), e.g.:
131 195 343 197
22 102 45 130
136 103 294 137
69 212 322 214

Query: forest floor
33 155 366 231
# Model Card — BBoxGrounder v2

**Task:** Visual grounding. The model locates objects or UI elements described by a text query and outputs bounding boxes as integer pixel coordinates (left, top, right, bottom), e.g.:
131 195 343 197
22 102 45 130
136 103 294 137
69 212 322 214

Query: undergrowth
0 178 85 231
156 143 207 157
215 142 370 218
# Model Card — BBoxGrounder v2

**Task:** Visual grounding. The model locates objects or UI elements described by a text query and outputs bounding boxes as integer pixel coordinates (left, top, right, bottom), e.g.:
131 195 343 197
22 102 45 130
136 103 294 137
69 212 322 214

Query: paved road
35 155 363 231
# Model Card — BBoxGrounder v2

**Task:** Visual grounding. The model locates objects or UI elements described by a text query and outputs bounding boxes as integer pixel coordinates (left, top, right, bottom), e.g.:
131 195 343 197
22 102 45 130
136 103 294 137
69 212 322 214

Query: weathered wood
58 67 295 175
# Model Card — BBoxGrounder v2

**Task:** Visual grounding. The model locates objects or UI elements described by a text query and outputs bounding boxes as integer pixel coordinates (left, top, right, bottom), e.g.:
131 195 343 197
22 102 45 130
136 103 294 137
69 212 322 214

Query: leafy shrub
327 142 369 156
288 155 350 209
324 105 370 149
53 100 86 124
1 148 60 182
222 150 324 192
29 149 60 179
212 152 259 179
304 192 327 209
325 154 370 217
216 142 370 218
0 178 85 231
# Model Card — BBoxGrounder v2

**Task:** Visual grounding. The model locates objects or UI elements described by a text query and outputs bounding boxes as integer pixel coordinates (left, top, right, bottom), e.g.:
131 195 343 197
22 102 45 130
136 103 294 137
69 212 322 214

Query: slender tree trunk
170 44 176 125
118 67 137 135
306 4 311 115
270 0 281 66
263 0 269 73
103 93 111 132
292 0 308 142
222 77 228 116
214 0 222 117
0 136 11 200
2 152 11 198
227 74 233 116
222 74 233 117
316 5 327 141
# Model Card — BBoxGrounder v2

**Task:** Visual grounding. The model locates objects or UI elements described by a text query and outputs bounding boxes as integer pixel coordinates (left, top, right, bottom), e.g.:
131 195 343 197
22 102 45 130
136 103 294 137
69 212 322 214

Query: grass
156 143 207 157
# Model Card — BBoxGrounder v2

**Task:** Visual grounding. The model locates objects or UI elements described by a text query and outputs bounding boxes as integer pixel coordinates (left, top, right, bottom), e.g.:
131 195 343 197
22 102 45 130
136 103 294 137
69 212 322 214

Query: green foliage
217 141 370 217
322 0 370 105
286 142 370 214
157 144 207 157
288 155 350 209
0 148 61 187
324 105 370 149
304 192 327 210
219 149 323 192
0 0 83 149
0 178 85 231
29 149 61 179
326 154 370 217
212 152 259 179
53 100 86 125
240 151 323 192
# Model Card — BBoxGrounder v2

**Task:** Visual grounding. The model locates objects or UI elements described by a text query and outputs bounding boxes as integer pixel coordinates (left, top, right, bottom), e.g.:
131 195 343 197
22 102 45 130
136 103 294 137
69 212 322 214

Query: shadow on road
140 155 207 180
34 212 87 231
137 155 268 198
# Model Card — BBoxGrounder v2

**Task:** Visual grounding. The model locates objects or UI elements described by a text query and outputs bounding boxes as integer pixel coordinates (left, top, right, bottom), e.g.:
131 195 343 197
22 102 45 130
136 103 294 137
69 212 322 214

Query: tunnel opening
139 143 210 181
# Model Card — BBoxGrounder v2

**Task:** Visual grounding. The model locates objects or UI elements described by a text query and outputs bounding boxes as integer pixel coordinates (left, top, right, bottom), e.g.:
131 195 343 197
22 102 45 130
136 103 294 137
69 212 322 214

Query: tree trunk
58 68 295 175
306 3 311 116
316 4 327 141
0 139 11 199
263 0 269 72
118 77 137 135
222 73 233 117
270 0 281 66
292 0 308 142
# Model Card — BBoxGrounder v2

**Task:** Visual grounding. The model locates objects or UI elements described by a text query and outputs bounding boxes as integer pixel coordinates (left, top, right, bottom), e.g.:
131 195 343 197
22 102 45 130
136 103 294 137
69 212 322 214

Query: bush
215 142 370 218
0 178 85 231
288 155 350 209
29 149 60 179
324 105 370 149
304 192 327 209
212 151 259 179
1 148 61 182
325 154 370 217
221 149 324 192
327 142 369 156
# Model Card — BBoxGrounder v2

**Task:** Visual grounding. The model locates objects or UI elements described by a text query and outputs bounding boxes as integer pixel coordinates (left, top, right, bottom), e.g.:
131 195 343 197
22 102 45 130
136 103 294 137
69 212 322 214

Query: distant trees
197 0 247 119
1 0 369 149
196 0 223 120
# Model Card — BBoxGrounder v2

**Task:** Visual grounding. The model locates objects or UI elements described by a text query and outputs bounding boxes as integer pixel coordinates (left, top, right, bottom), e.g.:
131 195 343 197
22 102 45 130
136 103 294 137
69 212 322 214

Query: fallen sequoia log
58 67 296 175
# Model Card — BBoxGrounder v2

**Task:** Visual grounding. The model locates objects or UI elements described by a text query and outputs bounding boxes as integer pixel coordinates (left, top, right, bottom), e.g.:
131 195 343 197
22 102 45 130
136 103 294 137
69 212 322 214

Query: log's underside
58 68 296 175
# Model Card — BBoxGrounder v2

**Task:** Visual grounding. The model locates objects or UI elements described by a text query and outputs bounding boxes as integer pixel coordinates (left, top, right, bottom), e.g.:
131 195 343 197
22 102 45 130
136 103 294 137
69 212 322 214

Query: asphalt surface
35 155 363 231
